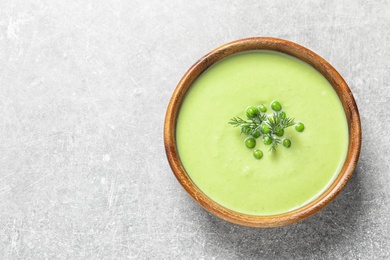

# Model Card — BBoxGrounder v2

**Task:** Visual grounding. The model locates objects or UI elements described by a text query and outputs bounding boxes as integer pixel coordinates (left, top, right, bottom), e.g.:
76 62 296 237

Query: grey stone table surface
0 0 389 259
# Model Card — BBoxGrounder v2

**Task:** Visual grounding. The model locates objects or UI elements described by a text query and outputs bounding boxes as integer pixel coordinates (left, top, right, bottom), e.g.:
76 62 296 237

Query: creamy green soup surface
176 51 348 216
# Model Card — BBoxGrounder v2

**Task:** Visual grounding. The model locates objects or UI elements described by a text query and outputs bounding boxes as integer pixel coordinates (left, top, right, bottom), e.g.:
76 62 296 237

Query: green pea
261 124 270 134
252 130 261 139
263 135 272 145
245 137 256 149
283 138 291 148
275 128 284 137
271 101 282 111
246 106 259 119
242 126 251 135
253 149 263 159
258 104 267 113
295 122 305 132
279 111 286 119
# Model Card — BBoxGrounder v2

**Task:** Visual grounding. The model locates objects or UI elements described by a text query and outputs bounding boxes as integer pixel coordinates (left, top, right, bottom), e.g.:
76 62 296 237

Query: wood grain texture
164 37 361 228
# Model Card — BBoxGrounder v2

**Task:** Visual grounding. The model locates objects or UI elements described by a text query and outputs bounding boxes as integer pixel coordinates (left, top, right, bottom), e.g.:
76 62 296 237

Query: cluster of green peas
244 101 305 159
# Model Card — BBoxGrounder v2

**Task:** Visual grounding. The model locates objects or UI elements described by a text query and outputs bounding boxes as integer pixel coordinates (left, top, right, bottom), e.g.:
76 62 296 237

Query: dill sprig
228 101 303 159
280 117 295 129
269 137 281 153
229 114 266 136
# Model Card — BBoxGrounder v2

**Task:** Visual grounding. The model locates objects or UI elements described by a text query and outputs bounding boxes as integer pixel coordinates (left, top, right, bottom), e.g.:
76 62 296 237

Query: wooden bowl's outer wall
164 37 362 228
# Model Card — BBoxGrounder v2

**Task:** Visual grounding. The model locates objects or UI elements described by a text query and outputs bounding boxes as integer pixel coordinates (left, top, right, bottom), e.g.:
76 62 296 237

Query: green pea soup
176 51 348 216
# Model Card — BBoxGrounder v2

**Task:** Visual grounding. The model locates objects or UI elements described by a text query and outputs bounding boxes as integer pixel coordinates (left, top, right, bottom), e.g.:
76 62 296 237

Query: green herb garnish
229 101 304 157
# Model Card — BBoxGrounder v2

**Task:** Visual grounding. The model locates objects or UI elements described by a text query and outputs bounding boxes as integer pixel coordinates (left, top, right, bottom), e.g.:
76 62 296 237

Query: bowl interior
164 37 361 227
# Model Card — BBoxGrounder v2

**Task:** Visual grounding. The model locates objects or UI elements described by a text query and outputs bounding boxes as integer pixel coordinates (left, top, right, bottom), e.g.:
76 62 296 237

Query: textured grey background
0 0 389 259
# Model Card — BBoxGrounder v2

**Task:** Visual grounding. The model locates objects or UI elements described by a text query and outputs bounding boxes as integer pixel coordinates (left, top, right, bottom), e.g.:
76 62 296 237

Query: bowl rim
164 37 361 227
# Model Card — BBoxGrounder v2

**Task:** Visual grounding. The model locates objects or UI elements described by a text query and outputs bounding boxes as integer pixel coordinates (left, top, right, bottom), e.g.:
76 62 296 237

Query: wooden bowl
164 37 361 227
